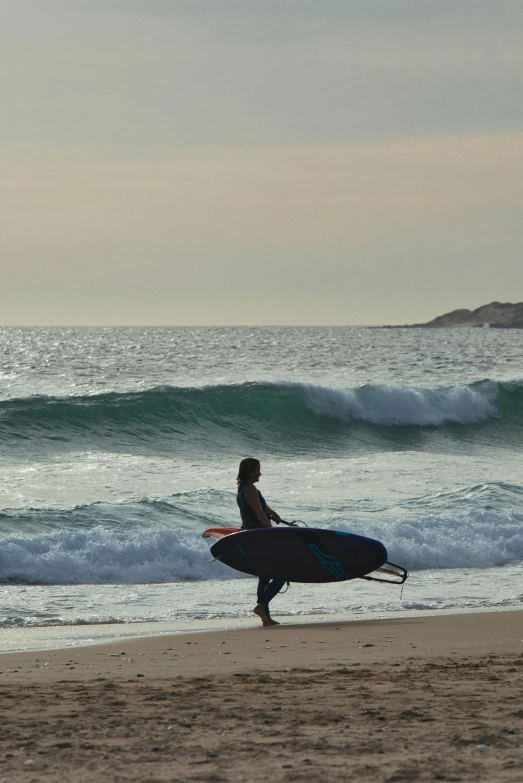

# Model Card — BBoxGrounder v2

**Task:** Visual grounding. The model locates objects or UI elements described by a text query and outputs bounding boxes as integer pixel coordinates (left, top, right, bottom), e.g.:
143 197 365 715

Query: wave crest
0 379 520 454
1 504 522 585
302 382 497 426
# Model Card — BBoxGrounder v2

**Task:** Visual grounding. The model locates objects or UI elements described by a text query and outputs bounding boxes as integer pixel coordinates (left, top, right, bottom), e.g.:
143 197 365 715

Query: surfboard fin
361 562 408 585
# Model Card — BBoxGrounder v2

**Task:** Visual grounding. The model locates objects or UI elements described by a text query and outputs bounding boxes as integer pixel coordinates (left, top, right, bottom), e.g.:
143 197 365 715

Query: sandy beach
1 610 523 782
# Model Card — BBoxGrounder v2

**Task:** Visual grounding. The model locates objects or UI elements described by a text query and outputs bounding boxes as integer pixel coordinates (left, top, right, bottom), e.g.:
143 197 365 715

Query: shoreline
2 607 522 678
2 603 523 655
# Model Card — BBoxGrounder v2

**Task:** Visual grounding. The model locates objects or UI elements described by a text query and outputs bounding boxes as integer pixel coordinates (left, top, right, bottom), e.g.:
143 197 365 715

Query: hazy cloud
1 0 521 323
1 132 521 324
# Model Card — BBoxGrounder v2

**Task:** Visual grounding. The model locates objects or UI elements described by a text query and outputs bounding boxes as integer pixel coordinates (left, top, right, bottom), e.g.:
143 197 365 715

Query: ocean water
1 326 523 649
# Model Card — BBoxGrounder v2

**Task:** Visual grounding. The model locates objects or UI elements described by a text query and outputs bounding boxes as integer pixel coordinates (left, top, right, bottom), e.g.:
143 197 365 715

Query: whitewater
1 326 523 649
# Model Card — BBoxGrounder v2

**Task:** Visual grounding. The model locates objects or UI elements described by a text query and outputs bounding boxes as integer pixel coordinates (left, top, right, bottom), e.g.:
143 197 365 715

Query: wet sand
1 610 523 782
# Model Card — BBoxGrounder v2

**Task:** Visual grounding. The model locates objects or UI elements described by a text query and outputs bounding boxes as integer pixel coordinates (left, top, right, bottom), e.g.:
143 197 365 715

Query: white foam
1 506 522 586
0 528 236 585
299 382 497 426
335 510 523 570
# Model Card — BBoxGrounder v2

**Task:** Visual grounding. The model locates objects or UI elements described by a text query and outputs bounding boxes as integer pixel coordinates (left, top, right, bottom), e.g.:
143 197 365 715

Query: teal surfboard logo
308 543 349 581
236 544 255 569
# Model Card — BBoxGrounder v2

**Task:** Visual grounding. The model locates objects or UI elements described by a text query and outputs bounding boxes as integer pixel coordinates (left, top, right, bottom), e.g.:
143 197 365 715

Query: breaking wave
1 379 522 455
1 484 522 585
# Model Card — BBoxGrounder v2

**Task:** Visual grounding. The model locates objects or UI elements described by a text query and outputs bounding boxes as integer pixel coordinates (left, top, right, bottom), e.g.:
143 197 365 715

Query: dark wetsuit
236 482 285 615
237 483 268 530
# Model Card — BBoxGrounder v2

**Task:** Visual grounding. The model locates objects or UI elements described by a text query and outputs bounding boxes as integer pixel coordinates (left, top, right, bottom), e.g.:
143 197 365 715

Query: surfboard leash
277 518 309 527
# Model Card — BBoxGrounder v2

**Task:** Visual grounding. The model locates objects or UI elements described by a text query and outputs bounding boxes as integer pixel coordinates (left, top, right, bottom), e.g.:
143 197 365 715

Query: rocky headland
402 301 523 328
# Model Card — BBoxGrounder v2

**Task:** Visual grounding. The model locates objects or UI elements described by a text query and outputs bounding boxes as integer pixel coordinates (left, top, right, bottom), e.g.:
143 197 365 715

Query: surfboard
202 527 240 540
208 527 388 583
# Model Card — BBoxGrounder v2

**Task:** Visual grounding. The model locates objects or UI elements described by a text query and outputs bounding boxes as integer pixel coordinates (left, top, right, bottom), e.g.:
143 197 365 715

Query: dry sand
1 610 523 782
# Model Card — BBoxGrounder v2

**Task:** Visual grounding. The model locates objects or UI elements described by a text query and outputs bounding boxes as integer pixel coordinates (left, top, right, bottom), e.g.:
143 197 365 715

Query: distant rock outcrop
408 301 523 328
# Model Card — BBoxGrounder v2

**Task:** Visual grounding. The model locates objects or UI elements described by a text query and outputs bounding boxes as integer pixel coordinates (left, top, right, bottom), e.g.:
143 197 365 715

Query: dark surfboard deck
210 527 388 583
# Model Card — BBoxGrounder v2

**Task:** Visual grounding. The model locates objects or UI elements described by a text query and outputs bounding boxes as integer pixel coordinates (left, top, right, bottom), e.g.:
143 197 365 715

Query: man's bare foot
253 603 270 626
268 617 280 626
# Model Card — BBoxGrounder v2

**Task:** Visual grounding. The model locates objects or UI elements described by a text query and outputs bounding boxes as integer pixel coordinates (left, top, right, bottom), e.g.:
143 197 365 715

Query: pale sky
1 0 522 325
